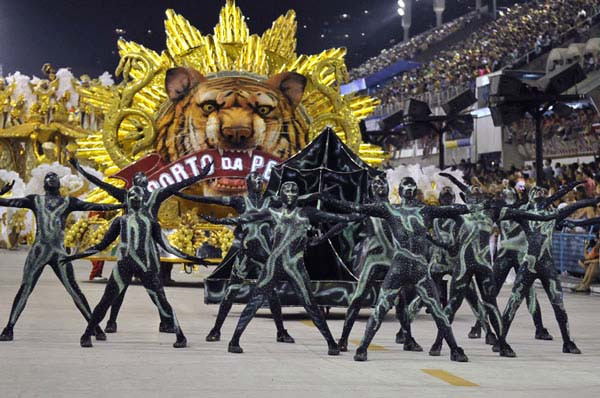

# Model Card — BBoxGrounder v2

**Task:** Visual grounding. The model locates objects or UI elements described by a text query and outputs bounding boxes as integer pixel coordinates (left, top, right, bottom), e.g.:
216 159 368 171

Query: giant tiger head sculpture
155 67 308 196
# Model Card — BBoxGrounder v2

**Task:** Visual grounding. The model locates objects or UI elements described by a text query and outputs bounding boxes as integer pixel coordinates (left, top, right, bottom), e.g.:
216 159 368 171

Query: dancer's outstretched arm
320 196 392 220
0 195 34 209
426 203 470 222
69 198 124 212
200 209 271 226
499 207 560 222
555 197 600 221
70 157 126 202
540 181 581 209
297 186 338 206
426 233 454 252
307 208 365 224
439 172 470 193
153 162 213 205
305 209 364 246
200 214 238 226
174 191 243 211
63 218 121 261
0 181 33 208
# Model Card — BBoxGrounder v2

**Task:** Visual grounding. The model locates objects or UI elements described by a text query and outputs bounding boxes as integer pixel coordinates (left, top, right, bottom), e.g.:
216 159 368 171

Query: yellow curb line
349 339 386 351
421 369 479 387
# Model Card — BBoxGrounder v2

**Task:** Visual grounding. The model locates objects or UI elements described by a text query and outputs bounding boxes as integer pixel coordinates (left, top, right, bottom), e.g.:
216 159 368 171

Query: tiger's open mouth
214 147 257 157
207 177 247 193
199 148 280 195
206 148 255 194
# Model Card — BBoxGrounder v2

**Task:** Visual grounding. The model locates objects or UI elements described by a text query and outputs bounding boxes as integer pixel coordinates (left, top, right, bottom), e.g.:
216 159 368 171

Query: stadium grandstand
352 1 600 291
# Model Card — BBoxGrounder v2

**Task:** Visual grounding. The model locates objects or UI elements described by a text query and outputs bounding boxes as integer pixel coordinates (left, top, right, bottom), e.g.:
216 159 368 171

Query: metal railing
371 84 472 117
552 229 596 275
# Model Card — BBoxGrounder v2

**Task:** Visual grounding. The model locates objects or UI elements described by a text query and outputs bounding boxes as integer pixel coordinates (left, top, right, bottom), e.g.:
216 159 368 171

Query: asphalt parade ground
0 249 599 398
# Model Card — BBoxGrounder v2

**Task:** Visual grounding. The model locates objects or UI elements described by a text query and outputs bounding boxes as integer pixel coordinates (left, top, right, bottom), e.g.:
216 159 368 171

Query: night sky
0 0 513 78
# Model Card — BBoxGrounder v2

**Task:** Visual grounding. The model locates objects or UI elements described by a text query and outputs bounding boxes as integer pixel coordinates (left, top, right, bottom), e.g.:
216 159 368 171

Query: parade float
0 0 385 304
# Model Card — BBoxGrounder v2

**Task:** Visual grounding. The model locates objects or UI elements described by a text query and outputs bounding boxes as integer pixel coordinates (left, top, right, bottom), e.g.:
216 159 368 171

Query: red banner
112 150 282 191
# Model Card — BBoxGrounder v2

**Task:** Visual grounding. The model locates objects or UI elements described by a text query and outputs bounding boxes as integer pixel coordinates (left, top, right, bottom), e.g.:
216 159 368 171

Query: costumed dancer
427 174 564 358
0 175 122 341
175 171 294 344
327 177 472 362
333 176 422 352
65 186 208 348
399 186 495 346
469 184 565 341
499 187 600 354
204 181 363 356
69 157 210 333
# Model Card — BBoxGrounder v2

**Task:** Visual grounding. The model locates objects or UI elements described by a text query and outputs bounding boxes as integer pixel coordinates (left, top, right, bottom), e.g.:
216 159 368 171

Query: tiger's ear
165 67 207 101
265 72 307 108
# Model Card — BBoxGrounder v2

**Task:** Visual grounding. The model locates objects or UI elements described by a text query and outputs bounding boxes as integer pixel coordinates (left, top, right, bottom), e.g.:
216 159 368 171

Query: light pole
433 0 446 27
398 0 411 42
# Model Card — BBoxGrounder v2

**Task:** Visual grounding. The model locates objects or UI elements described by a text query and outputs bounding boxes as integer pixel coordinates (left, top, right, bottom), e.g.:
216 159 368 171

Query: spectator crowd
504 105 600 160
349 11 481 80
351 0 600 110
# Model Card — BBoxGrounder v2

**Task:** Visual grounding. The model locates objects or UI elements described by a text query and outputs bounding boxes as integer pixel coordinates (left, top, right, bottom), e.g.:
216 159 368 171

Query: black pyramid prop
204 128 385 307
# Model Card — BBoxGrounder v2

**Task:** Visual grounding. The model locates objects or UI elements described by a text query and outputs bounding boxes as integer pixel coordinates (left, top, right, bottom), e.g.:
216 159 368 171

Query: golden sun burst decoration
76 0 384 182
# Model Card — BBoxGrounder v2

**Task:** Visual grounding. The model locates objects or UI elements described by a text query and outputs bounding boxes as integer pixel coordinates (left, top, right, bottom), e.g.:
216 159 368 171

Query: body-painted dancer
205 181 362 356
471 186 551 341
468 182 578 341
0 175 122 341
175 172 294 344
400 186 494 346
427 176 563 358
335 176 422 352
65 186 208 348
499 187 600 354
328 177 472 362
69 157 210 333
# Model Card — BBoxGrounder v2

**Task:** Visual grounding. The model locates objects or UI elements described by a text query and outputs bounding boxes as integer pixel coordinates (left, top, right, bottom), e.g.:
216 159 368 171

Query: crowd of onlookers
451 156 600 199
449 156 600 290
380 105 600 156
348 11 481 81
504 106 600 160
359 0 600 109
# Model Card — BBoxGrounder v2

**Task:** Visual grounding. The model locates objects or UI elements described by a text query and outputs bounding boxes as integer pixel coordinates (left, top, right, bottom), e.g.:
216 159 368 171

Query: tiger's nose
222 127 252 145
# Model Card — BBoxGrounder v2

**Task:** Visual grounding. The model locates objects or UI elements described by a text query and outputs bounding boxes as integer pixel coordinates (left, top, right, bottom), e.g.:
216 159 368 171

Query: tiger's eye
200 102 217 113
257 105 273 116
